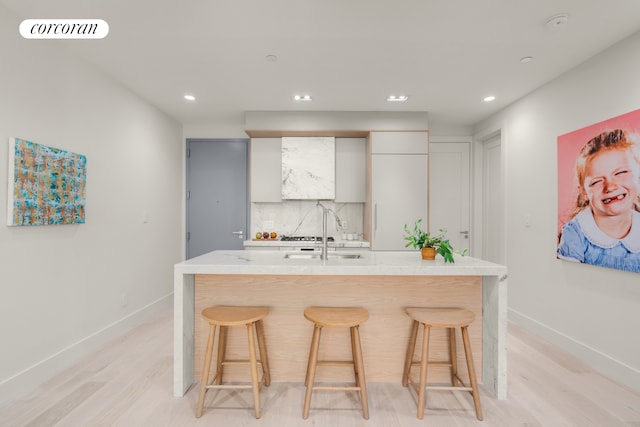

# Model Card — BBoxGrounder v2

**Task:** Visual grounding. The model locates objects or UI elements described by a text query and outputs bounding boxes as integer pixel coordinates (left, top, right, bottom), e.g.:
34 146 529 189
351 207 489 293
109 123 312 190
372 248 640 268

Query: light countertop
175 249 506 277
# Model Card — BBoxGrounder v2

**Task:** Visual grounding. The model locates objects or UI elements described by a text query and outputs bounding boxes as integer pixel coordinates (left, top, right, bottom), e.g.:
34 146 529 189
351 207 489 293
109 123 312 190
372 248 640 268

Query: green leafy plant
403 219 466 263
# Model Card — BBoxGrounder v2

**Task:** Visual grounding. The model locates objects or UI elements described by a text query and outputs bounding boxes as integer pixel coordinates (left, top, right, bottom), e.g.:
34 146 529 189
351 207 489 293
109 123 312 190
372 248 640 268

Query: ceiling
3 0 640 129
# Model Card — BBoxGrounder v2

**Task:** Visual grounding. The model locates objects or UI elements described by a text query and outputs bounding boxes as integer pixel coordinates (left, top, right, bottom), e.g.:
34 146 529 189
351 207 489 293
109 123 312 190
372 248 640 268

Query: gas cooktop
279 236 335 242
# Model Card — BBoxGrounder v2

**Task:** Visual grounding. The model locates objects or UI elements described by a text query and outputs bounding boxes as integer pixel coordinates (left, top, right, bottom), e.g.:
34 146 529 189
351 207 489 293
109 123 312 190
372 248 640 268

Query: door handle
232 230 244 239
374 203 378 233
460 230 469 239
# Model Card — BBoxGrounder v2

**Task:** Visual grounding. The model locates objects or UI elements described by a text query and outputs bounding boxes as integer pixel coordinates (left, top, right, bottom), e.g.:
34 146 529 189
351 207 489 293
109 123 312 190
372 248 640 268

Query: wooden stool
303 307 369 419
196 306 271 418
402 307 483 420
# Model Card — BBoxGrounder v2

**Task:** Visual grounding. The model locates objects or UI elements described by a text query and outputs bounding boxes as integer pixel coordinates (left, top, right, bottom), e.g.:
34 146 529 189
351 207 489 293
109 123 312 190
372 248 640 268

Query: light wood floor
1 305 639 427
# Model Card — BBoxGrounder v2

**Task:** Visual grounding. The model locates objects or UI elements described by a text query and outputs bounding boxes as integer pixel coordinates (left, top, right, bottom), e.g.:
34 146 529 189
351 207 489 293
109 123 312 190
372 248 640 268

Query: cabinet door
371 154 428 250
370 131 428 154
335 137 366 202
250 138 282 202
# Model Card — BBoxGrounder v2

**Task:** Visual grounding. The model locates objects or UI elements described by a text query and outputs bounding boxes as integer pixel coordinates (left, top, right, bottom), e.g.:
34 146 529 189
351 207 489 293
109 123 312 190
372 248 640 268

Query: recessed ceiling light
184 94 196 101
484 96 496 102
294 94 312 101
520 56 533 63
265 54 278 62
387 95 408 102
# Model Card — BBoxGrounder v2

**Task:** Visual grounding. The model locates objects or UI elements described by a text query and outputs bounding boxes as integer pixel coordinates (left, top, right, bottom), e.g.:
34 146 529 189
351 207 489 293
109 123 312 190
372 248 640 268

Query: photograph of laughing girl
557 125 640 273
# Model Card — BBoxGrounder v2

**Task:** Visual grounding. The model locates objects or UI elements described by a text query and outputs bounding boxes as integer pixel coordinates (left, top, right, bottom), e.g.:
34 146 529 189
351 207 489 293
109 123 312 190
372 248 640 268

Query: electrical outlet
263 220 274 230
341 220 348 231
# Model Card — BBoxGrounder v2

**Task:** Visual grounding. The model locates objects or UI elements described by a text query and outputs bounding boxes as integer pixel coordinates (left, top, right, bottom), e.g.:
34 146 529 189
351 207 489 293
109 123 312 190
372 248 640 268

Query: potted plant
403 219 465 263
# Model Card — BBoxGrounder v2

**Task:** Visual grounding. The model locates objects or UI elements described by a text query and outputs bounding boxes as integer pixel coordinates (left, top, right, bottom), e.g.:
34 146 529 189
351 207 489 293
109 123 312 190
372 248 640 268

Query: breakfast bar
173 250 508 399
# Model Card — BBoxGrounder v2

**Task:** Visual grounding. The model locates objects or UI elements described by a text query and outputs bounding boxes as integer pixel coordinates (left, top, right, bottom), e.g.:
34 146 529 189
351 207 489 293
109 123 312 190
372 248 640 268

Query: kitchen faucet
316 201 329 260
316 201 343 260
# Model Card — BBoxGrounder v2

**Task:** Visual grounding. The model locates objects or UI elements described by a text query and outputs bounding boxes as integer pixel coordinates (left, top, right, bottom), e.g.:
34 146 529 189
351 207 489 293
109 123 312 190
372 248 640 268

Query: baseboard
508 308 640 392
0 293 173 403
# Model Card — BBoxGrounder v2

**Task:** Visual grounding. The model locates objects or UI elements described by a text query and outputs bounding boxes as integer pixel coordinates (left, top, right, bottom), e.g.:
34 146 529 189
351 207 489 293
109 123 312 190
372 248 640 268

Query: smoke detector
546 13 569 28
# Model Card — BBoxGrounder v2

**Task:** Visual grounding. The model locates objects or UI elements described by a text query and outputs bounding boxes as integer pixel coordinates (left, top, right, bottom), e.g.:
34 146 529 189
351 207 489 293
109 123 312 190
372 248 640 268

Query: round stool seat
304 307 369 328
406 307 475 328
202 306 269 326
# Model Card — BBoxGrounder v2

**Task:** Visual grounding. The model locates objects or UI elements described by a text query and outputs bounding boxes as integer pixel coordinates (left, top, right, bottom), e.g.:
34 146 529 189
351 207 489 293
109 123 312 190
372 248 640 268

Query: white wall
474 30 640 391
0 7 183 400
183 119 246 140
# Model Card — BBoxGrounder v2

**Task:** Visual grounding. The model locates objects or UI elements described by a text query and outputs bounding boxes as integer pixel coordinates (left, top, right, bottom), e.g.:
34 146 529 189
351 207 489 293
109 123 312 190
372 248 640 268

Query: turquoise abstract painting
7 138 87 226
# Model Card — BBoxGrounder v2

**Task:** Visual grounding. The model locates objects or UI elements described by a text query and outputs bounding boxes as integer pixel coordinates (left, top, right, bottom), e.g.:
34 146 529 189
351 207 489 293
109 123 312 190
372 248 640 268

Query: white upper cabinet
335 137 366 202
282 137 335 200
250 138 282 202
370 131 429 154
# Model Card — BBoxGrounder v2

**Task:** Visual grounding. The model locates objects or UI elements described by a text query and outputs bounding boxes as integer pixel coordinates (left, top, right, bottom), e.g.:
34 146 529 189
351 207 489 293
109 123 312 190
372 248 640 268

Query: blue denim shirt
557 209 640 273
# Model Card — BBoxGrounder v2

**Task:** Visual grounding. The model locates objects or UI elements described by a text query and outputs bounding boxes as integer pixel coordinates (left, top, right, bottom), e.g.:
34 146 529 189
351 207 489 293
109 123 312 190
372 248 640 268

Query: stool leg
449 327 458 386
461 325 483 421
303 325 322 419
247 322 262 419
350 327 359 381
417 323 430 420
403 320 419 387
352 325 369 420
215 325 227 385
304 325 321 387
196 324 217 418
255 319 271 386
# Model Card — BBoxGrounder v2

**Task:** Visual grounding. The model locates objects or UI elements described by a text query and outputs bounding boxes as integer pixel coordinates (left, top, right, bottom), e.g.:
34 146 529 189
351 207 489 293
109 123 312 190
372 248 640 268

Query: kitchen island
174 250 508 399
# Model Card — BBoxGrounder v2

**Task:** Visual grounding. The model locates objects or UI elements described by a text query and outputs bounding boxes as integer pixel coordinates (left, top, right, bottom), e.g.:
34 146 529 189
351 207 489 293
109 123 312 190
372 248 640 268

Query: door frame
185 138 250 259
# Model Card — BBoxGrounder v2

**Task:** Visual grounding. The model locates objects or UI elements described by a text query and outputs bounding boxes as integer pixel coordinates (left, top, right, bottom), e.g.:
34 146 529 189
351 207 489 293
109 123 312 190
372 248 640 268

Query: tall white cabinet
335 137 366 202
368 131 428 250
250 138 282 202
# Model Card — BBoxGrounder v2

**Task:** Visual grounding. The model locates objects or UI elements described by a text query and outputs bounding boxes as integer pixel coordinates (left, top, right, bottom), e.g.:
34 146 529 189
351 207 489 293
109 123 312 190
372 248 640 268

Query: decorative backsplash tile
251 201 363 238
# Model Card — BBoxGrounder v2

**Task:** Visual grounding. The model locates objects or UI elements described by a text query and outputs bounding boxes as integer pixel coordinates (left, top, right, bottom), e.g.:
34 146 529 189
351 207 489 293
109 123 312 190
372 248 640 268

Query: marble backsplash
251 201 364 239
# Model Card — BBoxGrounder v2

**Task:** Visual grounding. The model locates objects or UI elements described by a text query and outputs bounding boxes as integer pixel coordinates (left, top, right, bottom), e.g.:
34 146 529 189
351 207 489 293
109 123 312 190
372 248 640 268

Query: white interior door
429 142 471 252
483 135 505 264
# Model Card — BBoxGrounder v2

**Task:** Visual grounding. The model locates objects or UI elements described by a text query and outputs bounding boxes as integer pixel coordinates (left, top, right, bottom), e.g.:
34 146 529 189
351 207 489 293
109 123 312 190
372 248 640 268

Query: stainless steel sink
330 253 361 259
284 253 319 259
284 253 361 260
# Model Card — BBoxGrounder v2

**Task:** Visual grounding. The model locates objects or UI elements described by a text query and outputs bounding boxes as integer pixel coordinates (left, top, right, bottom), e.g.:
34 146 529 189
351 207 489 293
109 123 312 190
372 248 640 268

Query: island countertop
174 250 508 400
175 249 507 277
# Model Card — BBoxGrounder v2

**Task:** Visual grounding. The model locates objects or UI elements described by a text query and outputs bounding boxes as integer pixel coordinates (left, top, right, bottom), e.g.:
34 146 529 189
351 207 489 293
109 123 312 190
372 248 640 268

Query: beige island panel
194 274 481 384
174 250 508 399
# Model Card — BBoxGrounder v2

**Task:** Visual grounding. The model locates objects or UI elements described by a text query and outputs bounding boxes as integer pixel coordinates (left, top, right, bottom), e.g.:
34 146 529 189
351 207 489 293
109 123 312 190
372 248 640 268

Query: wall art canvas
557 109 640 273
7 138 87 226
